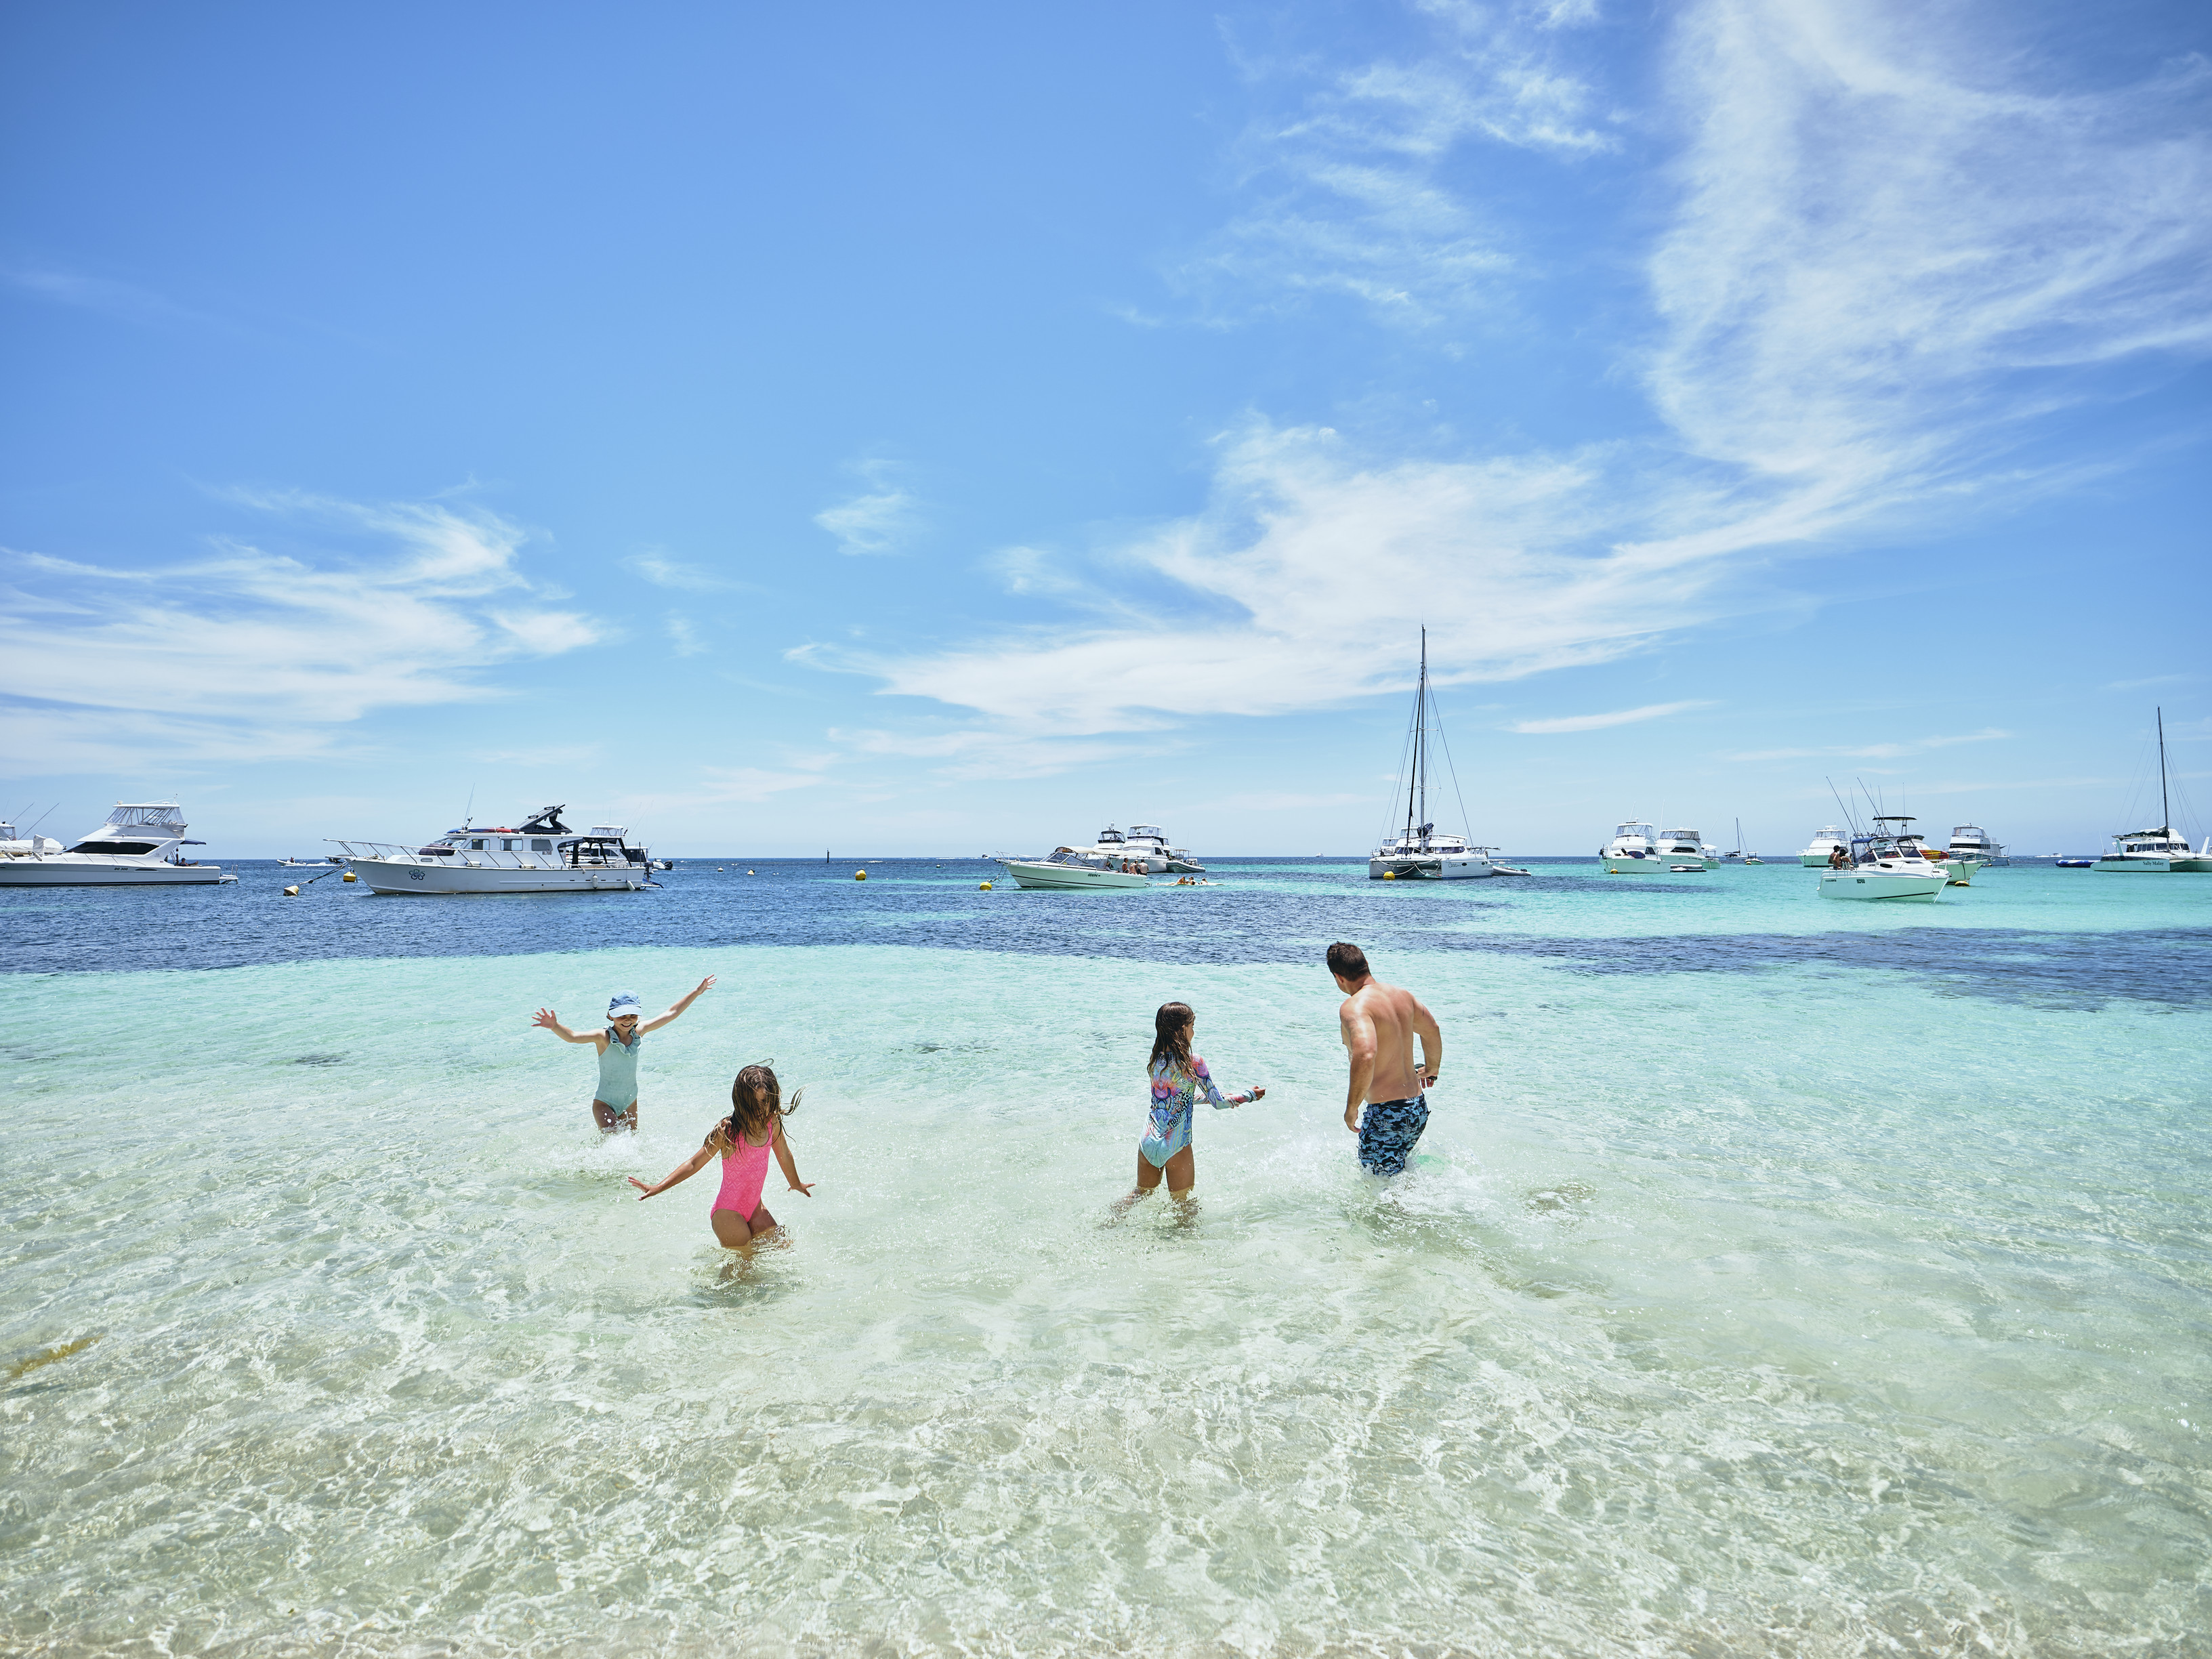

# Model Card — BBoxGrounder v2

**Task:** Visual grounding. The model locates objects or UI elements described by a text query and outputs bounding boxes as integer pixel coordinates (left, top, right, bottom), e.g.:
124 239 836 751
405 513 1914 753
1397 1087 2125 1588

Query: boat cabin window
530 839 553 852
68 839 159 856
500 839 516 851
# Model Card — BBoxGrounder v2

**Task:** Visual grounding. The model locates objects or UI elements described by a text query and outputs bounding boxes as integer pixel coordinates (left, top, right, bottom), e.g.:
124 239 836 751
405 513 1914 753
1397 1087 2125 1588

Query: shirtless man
1328 942 1442 1176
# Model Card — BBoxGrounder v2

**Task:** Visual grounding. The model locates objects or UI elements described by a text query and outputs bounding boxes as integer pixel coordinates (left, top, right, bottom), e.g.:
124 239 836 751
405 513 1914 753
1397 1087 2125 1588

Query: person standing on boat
531 977 715 1133
1327 943 1441 1176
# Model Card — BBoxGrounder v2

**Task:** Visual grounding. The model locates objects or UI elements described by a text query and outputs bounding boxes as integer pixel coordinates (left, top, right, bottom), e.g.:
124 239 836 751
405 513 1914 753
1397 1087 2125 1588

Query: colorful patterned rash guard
1140 1055 1247 1169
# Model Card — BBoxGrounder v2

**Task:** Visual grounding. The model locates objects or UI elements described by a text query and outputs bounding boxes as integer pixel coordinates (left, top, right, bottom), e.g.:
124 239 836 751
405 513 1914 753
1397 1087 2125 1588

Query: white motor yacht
334 805 657 894
0 802 233 885
1000 845 1150 890
1946 824 2007 867
1656 826 1719 870
1799 826 1850 867
1818 827 1948 901
1600 821 1664 873
1369 631 1495 880
1123 824 1205 875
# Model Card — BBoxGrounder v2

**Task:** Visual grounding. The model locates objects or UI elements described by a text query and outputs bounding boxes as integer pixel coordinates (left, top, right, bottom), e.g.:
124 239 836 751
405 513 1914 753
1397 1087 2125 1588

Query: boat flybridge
0 802 233 885
2092 709 2211 872
1369 631 1494 880
1121 824 1203 874
333 805 660 894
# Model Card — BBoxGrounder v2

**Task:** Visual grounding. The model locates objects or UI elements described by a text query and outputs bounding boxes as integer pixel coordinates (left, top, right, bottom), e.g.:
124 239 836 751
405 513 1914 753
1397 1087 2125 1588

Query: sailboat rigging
1369 631 1495 881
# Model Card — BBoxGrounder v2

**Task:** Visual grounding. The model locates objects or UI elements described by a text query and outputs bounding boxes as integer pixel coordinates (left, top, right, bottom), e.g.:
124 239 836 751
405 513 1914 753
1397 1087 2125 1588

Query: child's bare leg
1109 1152 1165 1221
591 1098 622 1134
746 1203 780 1239
1163 1146 1196 1198
710 1209 755 1250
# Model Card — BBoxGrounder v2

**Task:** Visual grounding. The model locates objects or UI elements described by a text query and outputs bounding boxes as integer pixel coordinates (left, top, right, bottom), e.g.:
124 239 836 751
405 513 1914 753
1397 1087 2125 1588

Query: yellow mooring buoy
1381 870 1397 880
979 881 993 891
341 870 356 882
854 870 867 881
283 884 301 896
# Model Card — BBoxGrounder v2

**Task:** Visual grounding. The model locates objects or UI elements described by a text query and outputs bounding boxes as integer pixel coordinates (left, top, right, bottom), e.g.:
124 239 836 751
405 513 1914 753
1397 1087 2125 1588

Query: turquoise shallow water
3 861 2208 1656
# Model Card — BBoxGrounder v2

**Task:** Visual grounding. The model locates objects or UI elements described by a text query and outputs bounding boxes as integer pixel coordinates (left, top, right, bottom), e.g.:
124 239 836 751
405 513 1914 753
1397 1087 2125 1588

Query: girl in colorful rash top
1122 1001 1264 1206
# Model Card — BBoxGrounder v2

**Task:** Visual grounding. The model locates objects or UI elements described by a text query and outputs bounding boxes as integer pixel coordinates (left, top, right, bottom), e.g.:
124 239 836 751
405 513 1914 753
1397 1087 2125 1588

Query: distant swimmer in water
1328 942 1440 1177
532 976 715 1133
1112 1001 1263 1215
629 1064 812 1250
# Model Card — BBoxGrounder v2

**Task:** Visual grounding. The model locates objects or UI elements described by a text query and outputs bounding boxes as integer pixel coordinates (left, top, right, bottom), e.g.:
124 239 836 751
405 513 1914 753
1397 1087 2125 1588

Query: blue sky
3 1 2207 857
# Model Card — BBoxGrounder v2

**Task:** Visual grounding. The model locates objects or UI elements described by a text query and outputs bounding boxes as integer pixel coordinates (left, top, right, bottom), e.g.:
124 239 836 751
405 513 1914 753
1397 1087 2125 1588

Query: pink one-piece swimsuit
715 1129 772 1219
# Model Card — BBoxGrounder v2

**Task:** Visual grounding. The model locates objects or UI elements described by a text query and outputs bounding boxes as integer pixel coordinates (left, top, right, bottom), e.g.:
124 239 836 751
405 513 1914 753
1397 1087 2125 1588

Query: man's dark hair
1326 942 1371 982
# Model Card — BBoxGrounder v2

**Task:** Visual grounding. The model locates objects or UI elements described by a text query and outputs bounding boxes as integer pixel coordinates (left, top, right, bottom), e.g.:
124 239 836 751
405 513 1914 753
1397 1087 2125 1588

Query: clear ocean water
3 858 2207 1657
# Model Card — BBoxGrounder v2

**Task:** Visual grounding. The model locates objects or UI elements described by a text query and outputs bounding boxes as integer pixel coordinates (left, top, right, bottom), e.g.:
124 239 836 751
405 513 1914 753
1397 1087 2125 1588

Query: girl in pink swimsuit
628 1064 813 1248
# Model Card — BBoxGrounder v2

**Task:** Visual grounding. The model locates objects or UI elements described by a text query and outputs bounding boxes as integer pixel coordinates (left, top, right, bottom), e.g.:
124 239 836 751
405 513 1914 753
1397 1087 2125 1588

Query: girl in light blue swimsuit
530 977 716 1132
1122 1001 1264 1206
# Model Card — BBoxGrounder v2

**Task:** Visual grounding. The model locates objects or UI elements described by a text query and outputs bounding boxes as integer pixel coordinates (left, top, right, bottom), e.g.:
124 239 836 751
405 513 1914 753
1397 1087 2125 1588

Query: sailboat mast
1402 631 1425 840
1417 630 1428 836
2158 706 2171 832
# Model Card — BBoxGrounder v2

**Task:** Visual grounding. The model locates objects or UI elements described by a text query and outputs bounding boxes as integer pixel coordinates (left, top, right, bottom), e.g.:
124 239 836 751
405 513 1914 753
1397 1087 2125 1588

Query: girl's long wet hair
724 1063 801 1145
1149 1002 1195 1076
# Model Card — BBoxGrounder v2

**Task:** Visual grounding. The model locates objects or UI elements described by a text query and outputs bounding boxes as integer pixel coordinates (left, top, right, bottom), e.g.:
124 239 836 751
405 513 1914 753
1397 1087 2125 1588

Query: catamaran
2093 709 2209 871
0 802 234 886
1369 631 1494 880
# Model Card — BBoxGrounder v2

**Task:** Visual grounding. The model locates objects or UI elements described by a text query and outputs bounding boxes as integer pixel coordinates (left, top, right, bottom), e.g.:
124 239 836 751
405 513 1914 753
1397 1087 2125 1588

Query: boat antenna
1826 776 1860 837
463 784 476 831
2158 706 2171 833
24 803 57 835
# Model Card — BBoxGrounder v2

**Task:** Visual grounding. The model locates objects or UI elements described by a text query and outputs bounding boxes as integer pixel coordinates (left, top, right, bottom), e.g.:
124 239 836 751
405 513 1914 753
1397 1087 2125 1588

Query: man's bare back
1327 942 1441 1176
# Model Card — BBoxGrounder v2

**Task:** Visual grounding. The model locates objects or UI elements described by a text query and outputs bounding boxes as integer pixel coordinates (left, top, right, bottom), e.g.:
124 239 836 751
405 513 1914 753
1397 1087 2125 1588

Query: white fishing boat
1000 845 1151 890
333 805 658 894
1818 826 1948 902
1369 631 1495 880
1799 826 1850 867
2093 710 2207 872
0 802 234 886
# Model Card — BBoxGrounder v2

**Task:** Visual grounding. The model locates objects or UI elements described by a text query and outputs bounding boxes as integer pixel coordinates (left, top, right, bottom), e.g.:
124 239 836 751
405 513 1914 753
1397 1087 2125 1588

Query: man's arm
1411 994 1442 1089
643 974 717 1034
1340 1001 1377 1133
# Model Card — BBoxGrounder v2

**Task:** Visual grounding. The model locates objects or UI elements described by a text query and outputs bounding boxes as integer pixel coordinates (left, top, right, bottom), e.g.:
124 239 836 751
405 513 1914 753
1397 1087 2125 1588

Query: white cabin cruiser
0 802 232 885
1369 631 1495 880
1799 826 1850 867
1000 845 1150 890
1818 826 1948 902
334 805 658 894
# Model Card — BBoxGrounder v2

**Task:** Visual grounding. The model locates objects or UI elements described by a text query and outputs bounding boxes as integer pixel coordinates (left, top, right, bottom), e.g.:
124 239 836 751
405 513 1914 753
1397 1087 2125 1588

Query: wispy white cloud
814 461 919 556
1510 700 1714 734
833 3 2212 767
1724 729 2011 762
0 496 599 771
1187 1 1614 323
623 551 746 591
2104 674 2198 692
666 614 709 657
4 264 234 332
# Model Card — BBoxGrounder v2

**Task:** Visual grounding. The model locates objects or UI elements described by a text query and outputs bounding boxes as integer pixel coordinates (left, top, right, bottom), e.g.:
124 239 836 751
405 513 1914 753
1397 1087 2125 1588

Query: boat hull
2090 856 2175 873
347 856 650 894
1819 869 1946 901
0 860 229 885
1369 855 1493 880
1003 860 1149 890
